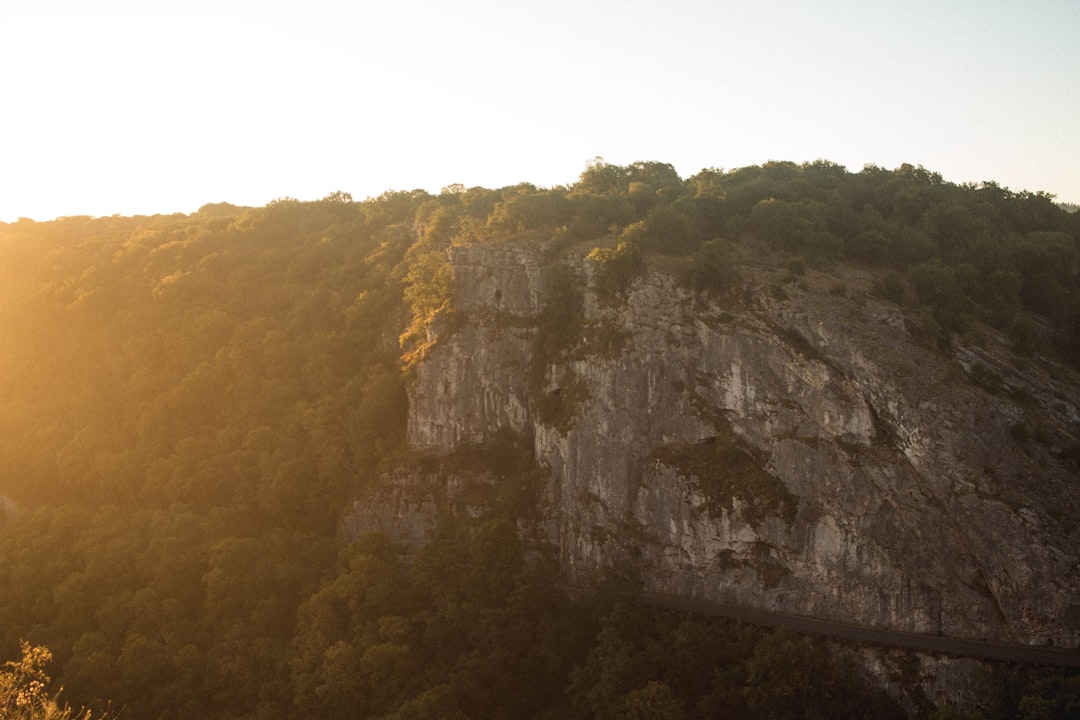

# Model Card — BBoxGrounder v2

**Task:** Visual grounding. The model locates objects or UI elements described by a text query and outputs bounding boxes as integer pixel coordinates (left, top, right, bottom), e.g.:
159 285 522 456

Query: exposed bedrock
354 238 1080 647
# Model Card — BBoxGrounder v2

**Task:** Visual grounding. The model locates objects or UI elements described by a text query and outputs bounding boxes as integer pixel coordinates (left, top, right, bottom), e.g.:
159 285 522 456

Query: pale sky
1 0 1077 222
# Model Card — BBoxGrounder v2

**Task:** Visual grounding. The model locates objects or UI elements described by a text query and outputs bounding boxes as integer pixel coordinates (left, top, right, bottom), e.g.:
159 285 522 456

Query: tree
587 240 645 301
627 161 682 196
574 157 630 196
685 239 738 295
384 684 468 720
400 250 456 364
487 188 572 235
626 162 683 214
1 641 103 720
1010 232 1075 317
906 261 977 343
621 681 686 720
643 203 696 254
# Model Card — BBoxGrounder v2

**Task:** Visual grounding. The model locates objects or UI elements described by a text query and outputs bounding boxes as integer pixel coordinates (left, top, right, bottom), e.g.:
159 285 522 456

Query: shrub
1 641 102 720
587 240 645 302
684 240 739 296
650 425 798 527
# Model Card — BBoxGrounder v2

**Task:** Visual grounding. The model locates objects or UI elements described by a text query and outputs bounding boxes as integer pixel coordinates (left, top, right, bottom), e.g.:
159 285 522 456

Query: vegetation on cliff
400 158 1080 365
651 424 800 528
0 159 1077 717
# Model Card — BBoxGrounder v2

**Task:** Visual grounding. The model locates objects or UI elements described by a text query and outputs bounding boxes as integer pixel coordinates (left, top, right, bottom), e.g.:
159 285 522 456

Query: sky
1 0 1077 222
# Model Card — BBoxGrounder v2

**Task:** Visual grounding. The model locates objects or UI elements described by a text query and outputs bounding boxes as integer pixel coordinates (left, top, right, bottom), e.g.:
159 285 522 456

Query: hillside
0 161 1078 718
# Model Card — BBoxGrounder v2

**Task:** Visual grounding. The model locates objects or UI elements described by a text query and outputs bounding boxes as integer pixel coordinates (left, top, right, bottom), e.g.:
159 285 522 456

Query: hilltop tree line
0 160 1077 718
402 157 1080 361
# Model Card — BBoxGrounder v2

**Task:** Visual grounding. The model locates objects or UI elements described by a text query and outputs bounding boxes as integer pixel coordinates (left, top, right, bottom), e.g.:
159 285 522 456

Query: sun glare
1 0 1077 221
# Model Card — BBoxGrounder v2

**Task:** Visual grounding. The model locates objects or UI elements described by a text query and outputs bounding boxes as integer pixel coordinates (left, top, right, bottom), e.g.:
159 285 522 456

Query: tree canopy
0 160 1077 718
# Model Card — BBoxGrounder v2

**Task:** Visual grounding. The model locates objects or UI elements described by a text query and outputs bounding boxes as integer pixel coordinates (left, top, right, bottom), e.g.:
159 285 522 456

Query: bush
873 271 906 304
1 642 103 720
587 240 645 302
650 426 799 527
684 240 739 296
786 256 807 279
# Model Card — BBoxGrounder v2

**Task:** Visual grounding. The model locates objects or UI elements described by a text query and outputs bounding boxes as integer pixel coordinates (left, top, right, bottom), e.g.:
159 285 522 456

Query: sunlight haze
2 0 1077 221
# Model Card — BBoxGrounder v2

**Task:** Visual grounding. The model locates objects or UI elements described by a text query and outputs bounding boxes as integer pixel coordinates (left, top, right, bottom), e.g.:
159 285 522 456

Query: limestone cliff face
360 238 1080 647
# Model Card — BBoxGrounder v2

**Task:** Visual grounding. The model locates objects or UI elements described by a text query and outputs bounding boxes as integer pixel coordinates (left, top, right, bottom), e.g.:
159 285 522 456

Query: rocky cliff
350 236 1080 648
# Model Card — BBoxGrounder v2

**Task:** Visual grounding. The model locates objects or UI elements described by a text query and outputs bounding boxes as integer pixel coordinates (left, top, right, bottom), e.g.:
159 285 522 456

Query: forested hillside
0 160 1077 719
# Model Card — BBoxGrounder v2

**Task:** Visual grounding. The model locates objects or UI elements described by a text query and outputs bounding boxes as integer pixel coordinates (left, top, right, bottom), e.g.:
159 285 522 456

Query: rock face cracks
354 238 1080 647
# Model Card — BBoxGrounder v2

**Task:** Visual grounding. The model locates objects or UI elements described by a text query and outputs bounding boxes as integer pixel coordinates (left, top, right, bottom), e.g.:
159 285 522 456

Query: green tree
400 250 456 364
685 239 738 296
486 188 571 235
587 240 645 301
906 261 978 345
626 161 683 215
574 157 630 196
1010 232 1075 317
643 203 696 254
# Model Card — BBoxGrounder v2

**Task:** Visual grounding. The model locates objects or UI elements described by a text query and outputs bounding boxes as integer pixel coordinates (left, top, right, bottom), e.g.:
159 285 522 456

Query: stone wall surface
351 237 1080 647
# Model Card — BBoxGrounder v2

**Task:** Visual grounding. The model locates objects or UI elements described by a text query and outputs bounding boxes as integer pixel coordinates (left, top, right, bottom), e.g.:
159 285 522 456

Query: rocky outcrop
350 237 1080 647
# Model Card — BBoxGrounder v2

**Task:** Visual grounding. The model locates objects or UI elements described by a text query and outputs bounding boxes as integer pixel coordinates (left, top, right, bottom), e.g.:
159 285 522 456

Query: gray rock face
356 237 1080 647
